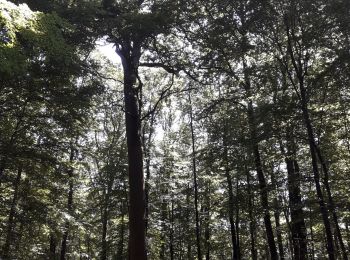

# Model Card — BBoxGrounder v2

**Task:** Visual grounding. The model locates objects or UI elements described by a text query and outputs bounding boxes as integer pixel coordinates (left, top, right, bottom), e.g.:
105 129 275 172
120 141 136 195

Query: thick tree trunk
60 146 75 260
49 232 57 260
188 91 202 260
2 167 22 259
119 45 146 260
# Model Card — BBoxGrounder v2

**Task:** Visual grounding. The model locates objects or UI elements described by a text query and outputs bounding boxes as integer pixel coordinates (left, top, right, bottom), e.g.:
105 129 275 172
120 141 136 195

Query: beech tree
1 0 350 259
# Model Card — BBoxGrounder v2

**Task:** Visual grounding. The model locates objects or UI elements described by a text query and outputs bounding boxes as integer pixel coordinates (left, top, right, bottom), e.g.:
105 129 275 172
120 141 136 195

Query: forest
0 0 349 259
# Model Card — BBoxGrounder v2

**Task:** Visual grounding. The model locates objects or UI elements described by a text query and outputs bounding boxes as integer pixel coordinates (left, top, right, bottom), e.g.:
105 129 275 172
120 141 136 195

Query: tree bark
118 43 146 260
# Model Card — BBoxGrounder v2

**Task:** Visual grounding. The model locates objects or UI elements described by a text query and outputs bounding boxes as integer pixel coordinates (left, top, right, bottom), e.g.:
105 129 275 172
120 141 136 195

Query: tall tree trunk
143 113 155 234
246 100 278 260
186 184 193 260
246 163 258 260
116 202 126 260
223 137 239 260
2 167 22 259
188 91 202 260
282 135 308 260
159 187 168 260
273 197 285 260
282 204 295 259
49 232 57 260
270 163 285 260
101 177 113 260
169 201 175 260
235 173 241 260
60 146 75 260
315 148 348 260
118 44 146 260
242 51 278 258
204 184 211 260
284 17 335 259
298 79 335 260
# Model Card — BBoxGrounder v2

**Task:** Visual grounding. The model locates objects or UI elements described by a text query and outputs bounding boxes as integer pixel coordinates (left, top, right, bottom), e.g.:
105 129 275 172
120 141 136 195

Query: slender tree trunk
274 197 285 260
247 100 278 260
235 174 241 260
2 167 22 259
270 163 285 260
223 139 239 260
101 203 108 260
282 205 295 259
298 80 335 260
60 146 75 260
284 17 335 258
204 184 211 260
246 164 258 260
242 52 277 259
118 44 146 260
116 203 126 260
315 148 348 260
143 114 155 234
186 184 193 260
188 91 202 260
160 188 168 260
101 182 113 260
169 201 175 260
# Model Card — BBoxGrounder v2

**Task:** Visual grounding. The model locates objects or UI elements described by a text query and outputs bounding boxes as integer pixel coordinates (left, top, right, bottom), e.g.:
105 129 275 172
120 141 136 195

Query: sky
96 39 121 65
